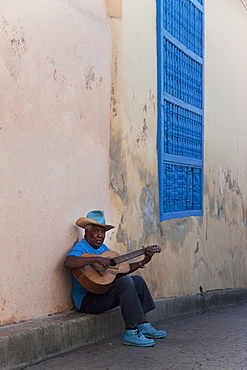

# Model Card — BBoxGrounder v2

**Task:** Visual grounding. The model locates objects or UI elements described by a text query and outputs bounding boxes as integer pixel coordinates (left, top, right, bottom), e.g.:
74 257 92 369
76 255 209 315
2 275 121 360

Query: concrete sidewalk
1 288 247 370
26 301 247 370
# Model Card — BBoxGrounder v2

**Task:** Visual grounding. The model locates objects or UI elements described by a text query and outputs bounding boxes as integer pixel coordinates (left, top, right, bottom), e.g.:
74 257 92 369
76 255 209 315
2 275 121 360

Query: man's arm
117 246 155 276
64 255 111 269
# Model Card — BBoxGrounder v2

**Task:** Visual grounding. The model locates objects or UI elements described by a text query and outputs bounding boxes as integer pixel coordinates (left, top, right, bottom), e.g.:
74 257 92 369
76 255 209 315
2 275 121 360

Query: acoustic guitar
72 245 161 294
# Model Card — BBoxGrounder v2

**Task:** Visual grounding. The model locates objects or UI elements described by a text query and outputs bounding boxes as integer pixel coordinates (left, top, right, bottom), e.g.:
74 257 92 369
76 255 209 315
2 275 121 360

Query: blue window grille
157 0 204 220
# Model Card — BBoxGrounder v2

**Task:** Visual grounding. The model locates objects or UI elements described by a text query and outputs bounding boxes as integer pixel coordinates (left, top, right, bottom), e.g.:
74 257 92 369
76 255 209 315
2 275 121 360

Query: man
64 210 167 347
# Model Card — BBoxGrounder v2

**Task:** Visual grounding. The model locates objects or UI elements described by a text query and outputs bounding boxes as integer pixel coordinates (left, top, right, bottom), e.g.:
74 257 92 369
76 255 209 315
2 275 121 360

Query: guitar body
72 251 130 294
71 245 161 294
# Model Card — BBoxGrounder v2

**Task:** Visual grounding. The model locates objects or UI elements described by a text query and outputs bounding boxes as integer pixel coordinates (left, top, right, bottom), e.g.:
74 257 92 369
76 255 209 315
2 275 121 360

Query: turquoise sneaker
136 322 167 339
123 329 155 347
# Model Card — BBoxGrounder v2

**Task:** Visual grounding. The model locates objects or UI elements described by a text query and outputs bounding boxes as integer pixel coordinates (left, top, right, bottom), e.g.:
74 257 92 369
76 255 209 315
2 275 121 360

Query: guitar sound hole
110 259 117 267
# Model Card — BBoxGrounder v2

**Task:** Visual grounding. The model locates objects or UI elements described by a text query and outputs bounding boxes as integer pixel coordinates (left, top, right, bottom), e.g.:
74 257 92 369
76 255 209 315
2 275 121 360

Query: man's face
85 225 106 249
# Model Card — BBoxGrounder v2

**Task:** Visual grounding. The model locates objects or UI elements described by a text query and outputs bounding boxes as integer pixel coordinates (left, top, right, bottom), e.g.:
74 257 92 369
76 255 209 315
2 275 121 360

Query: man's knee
119 275 134 286
113 275 147 292
131 275 146 285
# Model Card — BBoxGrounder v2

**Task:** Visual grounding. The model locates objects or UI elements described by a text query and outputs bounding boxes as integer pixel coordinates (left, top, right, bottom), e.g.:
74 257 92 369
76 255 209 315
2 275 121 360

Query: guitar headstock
148 245 161 253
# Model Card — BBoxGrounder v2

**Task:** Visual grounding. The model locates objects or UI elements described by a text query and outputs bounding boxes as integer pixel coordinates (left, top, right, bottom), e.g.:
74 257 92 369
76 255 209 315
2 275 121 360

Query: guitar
72 245 161 294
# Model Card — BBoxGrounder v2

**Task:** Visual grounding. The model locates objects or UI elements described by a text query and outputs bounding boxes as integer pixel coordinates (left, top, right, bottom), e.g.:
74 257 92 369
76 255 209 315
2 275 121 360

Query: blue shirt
66 239 110 310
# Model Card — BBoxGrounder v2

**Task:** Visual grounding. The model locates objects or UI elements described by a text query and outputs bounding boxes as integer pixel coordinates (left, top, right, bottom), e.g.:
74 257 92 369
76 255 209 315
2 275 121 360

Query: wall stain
53 68 57 80
111 84 118 117
194 241 199 254
85 65 95 90
150 276 158 293
217 198 226 219
1 16 28 80
243 204 247 230
116 215 137 251
109 130 129 205
115 172 160 252
205 211 208 241
205 170 245 223
160 217 194 254
136 118 148 146
225 171 241 196
140 174 159 236
194 256 206 269
110 56 119 117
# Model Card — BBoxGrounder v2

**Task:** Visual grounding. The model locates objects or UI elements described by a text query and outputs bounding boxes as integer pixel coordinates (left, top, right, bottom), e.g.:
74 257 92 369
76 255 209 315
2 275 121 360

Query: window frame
157 0 205 221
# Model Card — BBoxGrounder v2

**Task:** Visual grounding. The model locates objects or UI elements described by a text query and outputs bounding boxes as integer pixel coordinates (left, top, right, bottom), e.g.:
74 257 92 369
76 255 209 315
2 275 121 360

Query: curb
1 288 247 370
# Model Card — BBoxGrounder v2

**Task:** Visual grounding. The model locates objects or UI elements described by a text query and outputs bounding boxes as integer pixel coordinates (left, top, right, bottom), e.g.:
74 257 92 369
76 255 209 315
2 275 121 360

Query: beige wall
203 0 247 291
0 0 112 325
108 0 247 300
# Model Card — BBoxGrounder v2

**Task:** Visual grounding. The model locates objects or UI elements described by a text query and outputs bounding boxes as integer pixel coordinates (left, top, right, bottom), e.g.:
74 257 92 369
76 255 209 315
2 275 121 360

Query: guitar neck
113 249 146 264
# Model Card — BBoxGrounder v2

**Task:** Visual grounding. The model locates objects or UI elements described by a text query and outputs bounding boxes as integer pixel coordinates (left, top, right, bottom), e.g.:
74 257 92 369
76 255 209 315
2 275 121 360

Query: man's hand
96 256 111 268
141 246 155 266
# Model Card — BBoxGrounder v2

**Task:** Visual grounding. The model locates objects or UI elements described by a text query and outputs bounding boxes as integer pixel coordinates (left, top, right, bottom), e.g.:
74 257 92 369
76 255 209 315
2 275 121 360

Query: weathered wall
0 0 112 324
108 0 159 249
1 0 247 326
108 0 247 300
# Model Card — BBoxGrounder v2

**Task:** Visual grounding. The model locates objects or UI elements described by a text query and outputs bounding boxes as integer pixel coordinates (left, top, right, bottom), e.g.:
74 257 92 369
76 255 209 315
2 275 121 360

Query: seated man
64 210 167 347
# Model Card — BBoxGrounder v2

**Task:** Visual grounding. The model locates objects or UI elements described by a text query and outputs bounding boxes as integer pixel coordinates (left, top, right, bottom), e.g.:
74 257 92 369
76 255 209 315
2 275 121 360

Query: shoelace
135 329 143 338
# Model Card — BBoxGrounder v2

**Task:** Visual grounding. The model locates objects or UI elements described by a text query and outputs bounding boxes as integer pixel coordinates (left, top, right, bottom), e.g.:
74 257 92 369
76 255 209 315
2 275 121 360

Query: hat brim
76 217 115 231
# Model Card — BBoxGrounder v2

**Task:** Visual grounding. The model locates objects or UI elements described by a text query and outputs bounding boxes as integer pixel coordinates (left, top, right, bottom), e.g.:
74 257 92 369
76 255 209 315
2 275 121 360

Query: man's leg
80 275 156 347
130 275 167 339
80 275 151 326
80 275 166 345
130 275 156 315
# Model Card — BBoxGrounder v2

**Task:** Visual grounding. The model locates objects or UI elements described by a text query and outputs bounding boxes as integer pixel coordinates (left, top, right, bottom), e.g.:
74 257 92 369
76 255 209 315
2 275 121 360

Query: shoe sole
145 334 167 339
123 341 155 347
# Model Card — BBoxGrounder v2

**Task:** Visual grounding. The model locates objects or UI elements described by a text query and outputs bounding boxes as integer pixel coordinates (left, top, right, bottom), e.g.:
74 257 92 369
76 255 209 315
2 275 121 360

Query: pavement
25 303 247 370
1 288 247 370
24 303 247 370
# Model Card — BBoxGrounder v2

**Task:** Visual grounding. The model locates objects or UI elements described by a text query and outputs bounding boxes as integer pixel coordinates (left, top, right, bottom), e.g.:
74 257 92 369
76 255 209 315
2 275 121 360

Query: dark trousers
79 275 156 327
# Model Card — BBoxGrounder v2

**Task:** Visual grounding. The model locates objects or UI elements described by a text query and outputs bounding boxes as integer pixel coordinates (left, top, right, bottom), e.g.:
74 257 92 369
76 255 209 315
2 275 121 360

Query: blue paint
157 0 204 221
